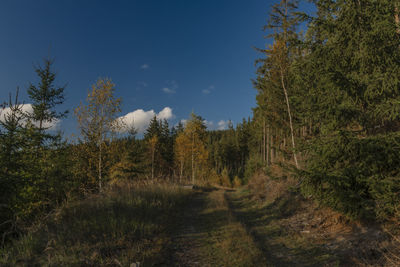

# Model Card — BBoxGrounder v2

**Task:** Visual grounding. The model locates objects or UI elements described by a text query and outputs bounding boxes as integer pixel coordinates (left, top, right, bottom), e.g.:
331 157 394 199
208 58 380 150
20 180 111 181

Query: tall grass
0 180 189 266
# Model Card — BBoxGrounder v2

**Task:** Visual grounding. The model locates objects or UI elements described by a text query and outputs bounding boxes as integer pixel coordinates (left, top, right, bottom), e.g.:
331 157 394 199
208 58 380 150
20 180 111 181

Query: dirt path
164 188 268 267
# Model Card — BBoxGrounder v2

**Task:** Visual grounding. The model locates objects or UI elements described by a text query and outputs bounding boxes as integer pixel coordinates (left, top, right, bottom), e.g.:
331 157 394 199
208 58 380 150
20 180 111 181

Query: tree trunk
266 125 270 166
151 147 155 180
283 136 286 162
280 69 299 168
99 141 102 191
191 133 195 185
395 5 400 34
180 159 183 183
263 119 266 163
270 133 274 164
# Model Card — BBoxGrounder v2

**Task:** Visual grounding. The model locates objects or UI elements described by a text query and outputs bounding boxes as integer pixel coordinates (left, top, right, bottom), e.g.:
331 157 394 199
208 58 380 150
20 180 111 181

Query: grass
197 189 268 266
225 187 341 266
0 181 189 266
164 187 268 266
4 175 393 266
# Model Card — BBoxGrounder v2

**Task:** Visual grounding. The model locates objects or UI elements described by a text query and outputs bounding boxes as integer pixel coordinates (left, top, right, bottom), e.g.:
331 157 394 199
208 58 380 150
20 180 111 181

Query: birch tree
185 113 208 184
75 78 121 191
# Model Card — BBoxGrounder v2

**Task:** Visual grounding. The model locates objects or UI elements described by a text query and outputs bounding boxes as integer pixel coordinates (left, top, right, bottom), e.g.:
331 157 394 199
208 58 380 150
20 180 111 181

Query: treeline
2 0 400 246
0 59 249 243
251 0 400 221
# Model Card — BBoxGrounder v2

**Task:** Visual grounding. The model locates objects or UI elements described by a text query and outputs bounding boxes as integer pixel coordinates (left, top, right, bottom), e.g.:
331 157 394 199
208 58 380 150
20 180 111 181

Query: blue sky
0 0 314 137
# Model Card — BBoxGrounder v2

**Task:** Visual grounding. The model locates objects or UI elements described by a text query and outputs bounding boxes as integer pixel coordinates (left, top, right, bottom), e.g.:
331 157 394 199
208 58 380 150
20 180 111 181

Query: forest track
164 187 267 267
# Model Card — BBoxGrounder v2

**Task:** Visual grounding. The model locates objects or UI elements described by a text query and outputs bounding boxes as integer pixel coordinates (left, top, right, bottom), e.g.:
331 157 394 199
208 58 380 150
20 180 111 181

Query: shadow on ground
225 190 343 267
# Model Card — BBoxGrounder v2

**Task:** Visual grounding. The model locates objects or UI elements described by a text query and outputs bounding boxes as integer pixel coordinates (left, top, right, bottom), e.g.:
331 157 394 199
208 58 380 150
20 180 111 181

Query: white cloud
0 104 60 130
203 120 214 128
202 85 215 95
162 87 176 94
117 107 174 133
179 119 187 126
173 118 229 131
157 107 173 120
162 80 178 94
140 64 149 70
217 120 230 130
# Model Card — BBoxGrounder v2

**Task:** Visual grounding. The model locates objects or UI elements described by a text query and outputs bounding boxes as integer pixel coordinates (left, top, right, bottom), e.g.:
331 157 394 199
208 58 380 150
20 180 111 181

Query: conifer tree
294 0 400 219
27 58 67 145
0 89 25 228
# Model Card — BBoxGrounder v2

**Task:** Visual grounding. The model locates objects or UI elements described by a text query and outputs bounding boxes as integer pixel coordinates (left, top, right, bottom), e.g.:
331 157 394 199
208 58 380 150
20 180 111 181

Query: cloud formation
176 118 230 131
0 104 60 130
140 64 149 70
117 107 174 133
203 120 214 128
217 120 229 130
162 87 176 94
202 85 215 95
162 80 178 94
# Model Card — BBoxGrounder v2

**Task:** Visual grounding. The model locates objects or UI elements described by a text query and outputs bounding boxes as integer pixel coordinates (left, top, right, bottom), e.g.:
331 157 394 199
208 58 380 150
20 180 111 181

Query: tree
0 89 25 233
27 58 67 145
0 89 25 177
144 116 161 140
265 0 301 168
293 0 400 219
110 131 145 181
148 135 158 180
144 117 174 179
185 113 208 184
75 78 122 191
174 131 191 182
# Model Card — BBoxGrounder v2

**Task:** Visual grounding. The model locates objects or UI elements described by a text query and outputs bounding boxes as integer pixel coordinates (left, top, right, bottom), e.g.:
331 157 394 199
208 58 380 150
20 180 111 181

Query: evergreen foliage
294 0 400 220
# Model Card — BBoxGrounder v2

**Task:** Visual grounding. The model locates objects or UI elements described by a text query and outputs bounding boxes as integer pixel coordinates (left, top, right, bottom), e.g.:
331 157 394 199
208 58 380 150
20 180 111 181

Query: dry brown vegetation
240 167 400 266
0 181 189 266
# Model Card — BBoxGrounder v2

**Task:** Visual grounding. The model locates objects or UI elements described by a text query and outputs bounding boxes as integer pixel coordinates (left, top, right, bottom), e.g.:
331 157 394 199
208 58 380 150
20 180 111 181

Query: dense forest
1 0 400 260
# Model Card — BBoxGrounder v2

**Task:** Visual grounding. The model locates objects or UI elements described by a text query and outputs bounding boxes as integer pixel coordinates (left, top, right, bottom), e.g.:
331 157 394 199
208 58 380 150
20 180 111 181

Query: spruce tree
27 58 67 145
295 0 400 219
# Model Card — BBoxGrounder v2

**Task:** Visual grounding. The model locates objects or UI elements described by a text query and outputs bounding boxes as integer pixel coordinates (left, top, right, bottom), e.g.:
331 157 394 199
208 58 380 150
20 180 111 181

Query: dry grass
0 181 189 266
240 167 400 266
248 165 297 203
198 189 268 266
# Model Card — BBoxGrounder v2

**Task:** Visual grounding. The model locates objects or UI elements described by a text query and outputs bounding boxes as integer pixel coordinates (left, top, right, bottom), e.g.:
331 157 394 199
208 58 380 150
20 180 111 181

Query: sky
0 0 314 138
